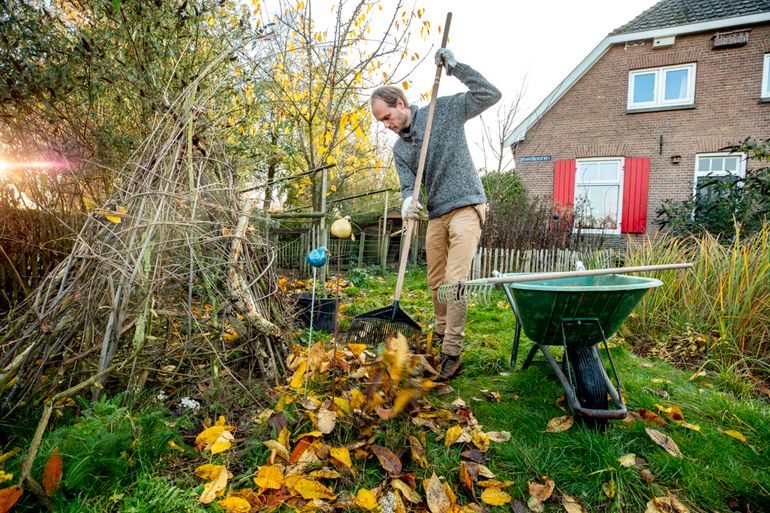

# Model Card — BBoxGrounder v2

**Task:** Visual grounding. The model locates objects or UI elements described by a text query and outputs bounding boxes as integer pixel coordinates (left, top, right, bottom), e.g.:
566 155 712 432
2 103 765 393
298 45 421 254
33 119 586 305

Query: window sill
626 104 696 114
761 96 770 103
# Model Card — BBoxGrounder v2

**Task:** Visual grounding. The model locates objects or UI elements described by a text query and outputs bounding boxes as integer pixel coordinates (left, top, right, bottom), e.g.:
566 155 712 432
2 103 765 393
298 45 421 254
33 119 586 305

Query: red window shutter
553 160 576 231
621 157 650 233
553 159 576 209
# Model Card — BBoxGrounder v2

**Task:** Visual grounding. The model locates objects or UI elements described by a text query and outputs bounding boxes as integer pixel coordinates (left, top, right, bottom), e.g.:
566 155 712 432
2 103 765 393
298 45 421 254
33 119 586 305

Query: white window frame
627 63 697 110
762 54 770 100
574 157 624 235
693 152 747 199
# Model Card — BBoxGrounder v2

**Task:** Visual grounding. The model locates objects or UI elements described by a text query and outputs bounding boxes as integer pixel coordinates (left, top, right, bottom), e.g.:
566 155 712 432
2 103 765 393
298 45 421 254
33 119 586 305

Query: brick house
507 0 770 241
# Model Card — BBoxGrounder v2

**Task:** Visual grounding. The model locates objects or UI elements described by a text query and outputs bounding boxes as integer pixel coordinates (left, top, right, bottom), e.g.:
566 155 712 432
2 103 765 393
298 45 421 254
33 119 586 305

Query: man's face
371 97 410 134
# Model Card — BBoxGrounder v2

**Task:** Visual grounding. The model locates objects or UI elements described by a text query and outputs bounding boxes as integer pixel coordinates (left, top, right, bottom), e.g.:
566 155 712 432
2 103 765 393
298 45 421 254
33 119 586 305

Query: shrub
656 138 770 241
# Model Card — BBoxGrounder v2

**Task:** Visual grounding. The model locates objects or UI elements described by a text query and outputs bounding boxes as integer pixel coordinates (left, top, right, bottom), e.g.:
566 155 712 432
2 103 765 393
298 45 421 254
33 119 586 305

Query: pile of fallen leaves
190 334 522 513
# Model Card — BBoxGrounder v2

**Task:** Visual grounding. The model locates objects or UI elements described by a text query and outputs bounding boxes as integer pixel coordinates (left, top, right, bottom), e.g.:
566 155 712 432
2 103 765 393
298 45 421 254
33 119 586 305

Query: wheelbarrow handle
470 263 693 286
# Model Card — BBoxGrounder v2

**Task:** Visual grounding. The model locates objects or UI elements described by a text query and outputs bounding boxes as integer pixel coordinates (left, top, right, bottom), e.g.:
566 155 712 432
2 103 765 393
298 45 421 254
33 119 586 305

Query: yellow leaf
218 496 252 513
722 429 747 442
480 487 511 506
603 479 616 499
167 440 183 451
198 467 228 504
263 440 289 461
350 389 365 410
210 430 234 455
333 396 351 415
253 464 284 490
294 478 336 500
310 468 341 479
402 81 410 90
289 360 308 390
330 185 337 192
392 389 414 415
354 488 378 510
391 478 422 503
195 464 227 481
347 343 366 358
445 425 462 447
654 403 685 423
617 454 636 467
329 446 352 468
195 424 234 451
546 415 574 433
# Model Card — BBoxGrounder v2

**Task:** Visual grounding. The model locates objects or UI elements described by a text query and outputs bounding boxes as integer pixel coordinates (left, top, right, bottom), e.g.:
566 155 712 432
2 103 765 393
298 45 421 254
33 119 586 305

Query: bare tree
477 75 528 174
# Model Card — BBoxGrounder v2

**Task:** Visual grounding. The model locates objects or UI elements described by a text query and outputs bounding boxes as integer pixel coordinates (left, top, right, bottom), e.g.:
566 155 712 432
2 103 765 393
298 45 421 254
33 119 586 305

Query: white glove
434 48 458 73
401 195 423 220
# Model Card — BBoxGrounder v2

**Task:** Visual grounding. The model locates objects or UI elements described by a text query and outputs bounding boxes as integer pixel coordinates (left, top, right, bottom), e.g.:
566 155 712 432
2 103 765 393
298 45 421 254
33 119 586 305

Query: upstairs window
762 54 770 100
574 158 623 233
694 153 746 200
628 63 696 110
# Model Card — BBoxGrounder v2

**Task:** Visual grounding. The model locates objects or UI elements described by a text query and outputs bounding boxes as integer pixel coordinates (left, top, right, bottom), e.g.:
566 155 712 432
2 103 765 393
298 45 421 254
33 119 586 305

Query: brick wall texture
513 24 770 237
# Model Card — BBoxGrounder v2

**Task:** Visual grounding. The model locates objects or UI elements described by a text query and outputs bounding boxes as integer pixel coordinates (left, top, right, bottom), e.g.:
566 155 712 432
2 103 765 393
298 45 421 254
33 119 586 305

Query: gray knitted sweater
393 62 501 219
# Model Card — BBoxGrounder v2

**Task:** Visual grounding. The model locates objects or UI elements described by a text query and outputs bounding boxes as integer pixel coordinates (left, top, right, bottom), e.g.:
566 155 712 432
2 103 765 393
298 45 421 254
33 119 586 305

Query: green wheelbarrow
495 270 662 427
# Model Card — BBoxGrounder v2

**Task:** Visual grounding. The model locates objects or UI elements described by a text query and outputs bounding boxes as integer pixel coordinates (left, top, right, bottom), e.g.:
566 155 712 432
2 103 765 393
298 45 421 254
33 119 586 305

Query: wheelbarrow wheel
567 344 608 430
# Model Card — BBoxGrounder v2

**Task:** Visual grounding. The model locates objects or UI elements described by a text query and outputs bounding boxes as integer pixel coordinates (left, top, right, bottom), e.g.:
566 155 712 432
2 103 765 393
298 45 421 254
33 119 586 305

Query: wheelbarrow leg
496 273 523 369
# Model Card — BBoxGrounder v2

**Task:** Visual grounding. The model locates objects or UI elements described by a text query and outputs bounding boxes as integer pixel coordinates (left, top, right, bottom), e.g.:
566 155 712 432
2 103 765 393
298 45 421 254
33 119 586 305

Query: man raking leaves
369 21 501 381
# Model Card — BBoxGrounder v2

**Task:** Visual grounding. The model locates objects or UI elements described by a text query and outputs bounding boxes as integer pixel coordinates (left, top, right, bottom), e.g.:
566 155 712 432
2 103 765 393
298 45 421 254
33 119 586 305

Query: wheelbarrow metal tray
505 274 662 347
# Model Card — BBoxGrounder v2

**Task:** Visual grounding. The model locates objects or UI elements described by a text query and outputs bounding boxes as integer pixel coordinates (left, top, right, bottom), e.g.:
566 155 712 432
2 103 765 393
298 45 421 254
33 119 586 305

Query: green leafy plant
656 138 770 240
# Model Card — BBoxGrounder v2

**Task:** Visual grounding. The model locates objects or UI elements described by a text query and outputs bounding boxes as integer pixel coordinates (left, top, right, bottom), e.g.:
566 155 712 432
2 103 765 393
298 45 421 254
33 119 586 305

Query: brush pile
0 65 292 416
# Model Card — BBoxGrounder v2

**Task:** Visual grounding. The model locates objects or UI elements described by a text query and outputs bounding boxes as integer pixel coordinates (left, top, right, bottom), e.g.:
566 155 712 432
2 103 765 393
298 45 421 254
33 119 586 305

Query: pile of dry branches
0 67 292 417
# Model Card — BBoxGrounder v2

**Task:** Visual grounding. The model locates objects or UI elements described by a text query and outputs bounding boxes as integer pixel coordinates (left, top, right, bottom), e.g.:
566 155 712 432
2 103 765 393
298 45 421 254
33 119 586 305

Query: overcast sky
384 0 661 169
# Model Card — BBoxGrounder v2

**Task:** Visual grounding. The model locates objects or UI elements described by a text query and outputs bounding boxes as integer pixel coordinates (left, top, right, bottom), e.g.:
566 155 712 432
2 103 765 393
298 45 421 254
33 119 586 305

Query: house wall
512 23 770 238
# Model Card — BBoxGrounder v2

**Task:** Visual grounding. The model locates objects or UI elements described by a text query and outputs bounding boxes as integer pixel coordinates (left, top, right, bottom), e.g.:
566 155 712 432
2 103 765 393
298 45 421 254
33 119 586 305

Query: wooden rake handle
393 12 452 301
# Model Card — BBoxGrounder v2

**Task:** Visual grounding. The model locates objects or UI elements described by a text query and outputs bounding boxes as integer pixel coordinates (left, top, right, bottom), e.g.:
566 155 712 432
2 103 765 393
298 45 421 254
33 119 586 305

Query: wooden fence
273 227 426 275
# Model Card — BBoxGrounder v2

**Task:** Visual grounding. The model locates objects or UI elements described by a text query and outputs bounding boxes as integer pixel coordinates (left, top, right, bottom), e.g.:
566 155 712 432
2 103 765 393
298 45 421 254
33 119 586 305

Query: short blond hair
370 86 409 108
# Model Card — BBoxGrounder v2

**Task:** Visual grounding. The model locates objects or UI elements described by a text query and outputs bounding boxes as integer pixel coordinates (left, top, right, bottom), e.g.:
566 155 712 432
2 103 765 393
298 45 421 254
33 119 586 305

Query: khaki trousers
426 204 486 357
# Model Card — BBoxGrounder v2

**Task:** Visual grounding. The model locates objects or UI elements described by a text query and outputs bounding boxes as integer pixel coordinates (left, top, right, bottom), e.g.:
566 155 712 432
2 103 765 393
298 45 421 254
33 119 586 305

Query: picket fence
470 247 617 280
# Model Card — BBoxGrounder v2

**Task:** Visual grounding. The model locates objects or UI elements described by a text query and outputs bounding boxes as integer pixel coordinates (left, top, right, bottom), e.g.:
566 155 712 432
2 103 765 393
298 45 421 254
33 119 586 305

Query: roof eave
506 11 770 147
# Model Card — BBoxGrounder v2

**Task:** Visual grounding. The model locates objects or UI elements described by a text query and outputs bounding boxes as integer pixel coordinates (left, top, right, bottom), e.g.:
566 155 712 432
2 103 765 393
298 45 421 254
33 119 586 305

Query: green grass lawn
342 267 770 512
3 265 768 513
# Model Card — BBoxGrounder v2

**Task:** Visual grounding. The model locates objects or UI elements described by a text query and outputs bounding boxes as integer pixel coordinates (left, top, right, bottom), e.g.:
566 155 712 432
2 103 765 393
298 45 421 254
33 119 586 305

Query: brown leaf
546 415 574 433
371 445 402 475
459 461 478 496
0 486 23 513
289 436 313 463
511 499 528 513
42 447 62 495
425 473 450 513
654 403 684 423
527 495 544 512
528 476 555 501
460 448 488 464
637 408 667 426
639 468 656 483
408 436 428 469
645 428 683 458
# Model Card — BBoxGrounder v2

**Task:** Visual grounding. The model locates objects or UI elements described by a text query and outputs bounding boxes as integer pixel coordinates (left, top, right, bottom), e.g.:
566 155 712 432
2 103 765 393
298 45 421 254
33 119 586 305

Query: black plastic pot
293 293 338 332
